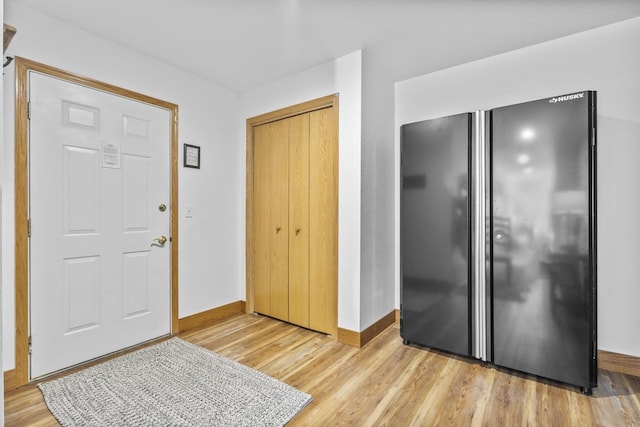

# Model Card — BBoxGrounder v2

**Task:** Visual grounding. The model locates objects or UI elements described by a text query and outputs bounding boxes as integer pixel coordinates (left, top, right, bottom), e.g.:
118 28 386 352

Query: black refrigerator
400 91 597 393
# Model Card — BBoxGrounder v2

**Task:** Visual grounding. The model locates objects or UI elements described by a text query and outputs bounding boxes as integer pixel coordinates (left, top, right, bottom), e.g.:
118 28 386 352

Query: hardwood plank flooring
5 313 640 426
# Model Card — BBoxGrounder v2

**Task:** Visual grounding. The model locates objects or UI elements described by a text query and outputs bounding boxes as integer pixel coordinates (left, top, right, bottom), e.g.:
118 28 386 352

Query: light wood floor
5 313 640 426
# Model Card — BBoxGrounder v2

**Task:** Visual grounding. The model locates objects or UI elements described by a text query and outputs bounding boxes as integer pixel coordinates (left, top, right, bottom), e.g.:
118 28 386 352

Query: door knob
153 235 168 245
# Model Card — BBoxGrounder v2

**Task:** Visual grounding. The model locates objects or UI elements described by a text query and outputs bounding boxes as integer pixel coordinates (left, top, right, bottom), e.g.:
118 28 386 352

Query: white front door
29 72 171 379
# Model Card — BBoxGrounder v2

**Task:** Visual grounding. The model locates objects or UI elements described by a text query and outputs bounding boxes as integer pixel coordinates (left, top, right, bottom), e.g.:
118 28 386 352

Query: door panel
123 251 151 318
400 113 471 356
63 146 100 233
309 108 338 335
490 94 593 388
123 155 150 230
253 119 290 322
63 256 100 333
253 124 272 316
29 72 171 378
269 119 290 322
289 113 310 327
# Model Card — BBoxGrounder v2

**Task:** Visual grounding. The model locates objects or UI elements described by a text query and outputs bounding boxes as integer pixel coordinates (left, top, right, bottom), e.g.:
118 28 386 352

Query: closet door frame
246 94 339 337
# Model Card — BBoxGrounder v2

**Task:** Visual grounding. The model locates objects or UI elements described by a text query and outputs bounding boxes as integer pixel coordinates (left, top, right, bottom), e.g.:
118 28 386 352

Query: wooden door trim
14 57 180 387
245 94 339 336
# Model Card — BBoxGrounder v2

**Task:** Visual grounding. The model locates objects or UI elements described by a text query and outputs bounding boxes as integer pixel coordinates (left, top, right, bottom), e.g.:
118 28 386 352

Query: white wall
240 51 363 332
395 18 640 357
2 1 243 371
360 52 396 329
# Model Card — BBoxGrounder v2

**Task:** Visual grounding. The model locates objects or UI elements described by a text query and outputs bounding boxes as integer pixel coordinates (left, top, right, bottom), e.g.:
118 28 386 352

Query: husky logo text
549 92 585 103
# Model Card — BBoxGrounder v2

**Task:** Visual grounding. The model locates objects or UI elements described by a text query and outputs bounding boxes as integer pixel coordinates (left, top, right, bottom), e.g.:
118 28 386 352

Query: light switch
185 204 193 218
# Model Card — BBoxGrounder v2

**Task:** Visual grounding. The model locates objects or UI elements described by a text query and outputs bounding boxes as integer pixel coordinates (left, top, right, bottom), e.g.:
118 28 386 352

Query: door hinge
28 336 32 355
28 219 31 237
27 101 31 120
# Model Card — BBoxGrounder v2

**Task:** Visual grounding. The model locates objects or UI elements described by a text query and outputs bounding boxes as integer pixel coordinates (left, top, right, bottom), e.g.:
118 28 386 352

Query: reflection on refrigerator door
400 113 471 357
490 93 593 390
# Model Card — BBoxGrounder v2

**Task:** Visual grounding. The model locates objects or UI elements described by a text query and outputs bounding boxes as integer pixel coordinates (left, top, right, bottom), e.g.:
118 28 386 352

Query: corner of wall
359 50 397 331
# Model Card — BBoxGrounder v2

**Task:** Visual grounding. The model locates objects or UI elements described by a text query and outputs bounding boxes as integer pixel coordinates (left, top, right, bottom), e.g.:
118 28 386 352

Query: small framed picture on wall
184 144 200 169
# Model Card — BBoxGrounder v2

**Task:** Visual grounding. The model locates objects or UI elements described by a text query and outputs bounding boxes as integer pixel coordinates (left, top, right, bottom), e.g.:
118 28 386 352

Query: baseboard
178 301 244 333
337 310 397 348
361 311 397 347
337 328 361 347
599 349 640 377
4 369 16 391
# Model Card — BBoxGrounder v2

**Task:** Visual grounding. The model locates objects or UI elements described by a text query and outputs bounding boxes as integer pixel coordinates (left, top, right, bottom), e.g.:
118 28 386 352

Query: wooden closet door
269 119 290 321
253 120 290 321
309 108 338 335
249 96 338 336
288 113 310 327
253 123 272 316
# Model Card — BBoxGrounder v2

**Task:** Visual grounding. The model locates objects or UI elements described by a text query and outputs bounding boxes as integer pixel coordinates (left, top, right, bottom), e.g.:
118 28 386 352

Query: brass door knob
153 235 168 245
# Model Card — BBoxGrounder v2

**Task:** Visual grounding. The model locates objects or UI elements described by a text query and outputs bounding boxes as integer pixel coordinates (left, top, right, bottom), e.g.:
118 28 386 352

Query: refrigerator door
401 113 471 356
490 91 596 389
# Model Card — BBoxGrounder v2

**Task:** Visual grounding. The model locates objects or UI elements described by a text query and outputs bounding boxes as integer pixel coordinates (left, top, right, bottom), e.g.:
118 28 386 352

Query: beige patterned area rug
38 337 311 426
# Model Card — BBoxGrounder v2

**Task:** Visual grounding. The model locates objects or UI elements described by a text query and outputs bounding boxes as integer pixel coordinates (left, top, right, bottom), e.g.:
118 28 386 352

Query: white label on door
102 140 121 169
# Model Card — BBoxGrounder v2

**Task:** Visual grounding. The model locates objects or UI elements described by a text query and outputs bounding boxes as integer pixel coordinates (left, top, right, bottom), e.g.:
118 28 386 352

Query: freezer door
400 113 471 356
490 91 596 389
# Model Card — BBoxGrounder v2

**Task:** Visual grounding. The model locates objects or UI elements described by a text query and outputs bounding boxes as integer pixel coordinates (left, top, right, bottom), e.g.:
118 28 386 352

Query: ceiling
9 0 640 93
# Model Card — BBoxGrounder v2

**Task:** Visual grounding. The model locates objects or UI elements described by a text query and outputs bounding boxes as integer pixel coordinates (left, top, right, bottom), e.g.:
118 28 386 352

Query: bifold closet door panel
269 119 291 322
400 113 471 356
253 123 273 317
289 113 310 328
309 108 338 335
253 119 290 322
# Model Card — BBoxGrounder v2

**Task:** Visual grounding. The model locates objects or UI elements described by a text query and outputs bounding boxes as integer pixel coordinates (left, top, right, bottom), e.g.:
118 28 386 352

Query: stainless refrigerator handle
471 110 488 361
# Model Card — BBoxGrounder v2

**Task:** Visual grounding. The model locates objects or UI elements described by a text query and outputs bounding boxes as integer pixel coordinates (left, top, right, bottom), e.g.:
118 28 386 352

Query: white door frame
13 57 180 387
